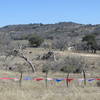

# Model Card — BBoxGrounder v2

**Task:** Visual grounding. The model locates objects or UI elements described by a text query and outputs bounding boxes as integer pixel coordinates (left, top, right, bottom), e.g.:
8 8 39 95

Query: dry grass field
0 48 100 100
0 70 100 100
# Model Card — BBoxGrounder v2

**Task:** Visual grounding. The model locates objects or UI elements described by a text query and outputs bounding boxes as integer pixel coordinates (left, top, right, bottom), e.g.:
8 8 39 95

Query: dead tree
19 54 35 72
6 49 36 73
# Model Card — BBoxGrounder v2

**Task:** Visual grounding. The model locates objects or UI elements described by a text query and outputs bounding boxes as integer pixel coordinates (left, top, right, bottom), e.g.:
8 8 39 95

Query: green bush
82 34 97 53
28 35 44 47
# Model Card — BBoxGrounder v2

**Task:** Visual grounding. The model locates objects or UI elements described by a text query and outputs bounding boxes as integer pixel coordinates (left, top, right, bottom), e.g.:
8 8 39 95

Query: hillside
0 22 100 42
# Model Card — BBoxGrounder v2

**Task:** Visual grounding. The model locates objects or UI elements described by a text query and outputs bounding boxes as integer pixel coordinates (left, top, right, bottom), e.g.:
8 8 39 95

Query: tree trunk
53 53 57 62
45 72 48 88
19 71 23 87
19 55 35 73
83 70 86 86
66 72 69 87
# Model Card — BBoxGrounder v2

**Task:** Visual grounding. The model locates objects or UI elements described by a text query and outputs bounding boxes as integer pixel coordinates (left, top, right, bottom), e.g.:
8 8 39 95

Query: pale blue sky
0 0 100 27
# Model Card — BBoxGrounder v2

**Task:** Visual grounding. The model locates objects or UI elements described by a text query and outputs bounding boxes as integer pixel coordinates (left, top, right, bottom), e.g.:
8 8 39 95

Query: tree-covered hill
0 22 100 46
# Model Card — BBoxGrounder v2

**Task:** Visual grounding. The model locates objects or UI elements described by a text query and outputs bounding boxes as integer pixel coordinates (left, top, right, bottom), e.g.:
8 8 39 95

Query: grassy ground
0 70 100 100
0 47 100 100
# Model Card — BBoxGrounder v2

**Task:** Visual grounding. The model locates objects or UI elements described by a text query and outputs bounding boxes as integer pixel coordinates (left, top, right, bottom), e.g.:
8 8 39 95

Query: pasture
0 70 100 100
0 47 100 100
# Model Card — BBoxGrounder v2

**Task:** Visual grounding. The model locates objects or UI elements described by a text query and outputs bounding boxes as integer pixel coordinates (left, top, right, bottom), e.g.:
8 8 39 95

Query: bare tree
0 33 36 73
52 38 68 51
5 46 36 73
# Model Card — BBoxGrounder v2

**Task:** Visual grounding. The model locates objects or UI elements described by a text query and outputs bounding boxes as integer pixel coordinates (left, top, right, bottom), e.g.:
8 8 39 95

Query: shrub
42 56 87 73
54 56 86 73
52 38 68 51
82 34 97 53
28 35 44 47
60 56 86 73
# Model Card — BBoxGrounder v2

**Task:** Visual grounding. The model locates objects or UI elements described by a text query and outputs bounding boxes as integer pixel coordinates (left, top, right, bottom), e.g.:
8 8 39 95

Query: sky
0 0 100 27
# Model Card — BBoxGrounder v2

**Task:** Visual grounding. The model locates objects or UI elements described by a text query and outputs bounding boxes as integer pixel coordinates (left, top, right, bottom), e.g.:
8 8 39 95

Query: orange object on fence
65 78 74 83
96 79 100 80
34 78 44 81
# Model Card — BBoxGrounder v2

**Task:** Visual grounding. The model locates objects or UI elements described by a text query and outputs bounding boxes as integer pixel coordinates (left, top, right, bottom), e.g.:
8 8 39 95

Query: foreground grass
0 83 100 100
0 71 99 100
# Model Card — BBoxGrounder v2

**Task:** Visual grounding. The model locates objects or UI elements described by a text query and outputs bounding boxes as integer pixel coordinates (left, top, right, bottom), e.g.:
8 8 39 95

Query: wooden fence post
83 70 86 86
19 71 23 87
45 72 48 88
66 72 69 87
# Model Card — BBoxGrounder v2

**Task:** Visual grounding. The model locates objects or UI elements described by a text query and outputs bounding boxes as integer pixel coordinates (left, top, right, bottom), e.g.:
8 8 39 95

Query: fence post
83 70 86 86
45 72 48 88
19 71 23 87
66 72 69 87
